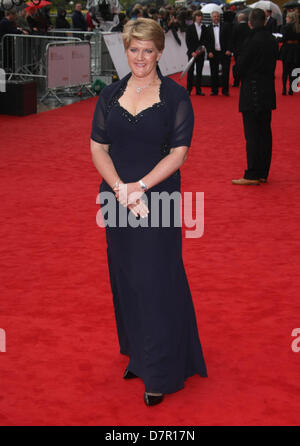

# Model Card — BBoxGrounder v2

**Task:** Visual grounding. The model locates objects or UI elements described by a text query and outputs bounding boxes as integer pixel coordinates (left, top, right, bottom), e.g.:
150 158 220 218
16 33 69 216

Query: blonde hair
122 18 165 52
287 11 300 33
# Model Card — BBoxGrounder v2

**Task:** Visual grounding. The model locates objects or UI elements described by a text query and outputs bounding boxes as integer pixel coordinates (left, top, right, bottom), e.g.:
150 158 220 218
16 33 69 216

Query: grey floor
37 92 96 113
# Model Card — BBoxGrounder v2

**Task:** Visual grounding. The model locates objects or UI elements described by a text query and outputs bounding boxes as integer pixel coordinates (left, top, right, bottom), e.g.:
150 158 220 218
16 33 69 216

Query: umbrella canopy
249 1 283 25
228 0 247 4
201 3 223 13
282 0 300 8
26 0 51 8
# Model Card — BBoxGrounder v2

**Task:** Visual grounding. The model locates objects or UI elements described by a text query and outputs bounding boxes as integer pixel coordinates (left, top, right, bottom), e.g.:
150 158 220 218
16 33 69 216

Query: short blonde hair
122 18 165 52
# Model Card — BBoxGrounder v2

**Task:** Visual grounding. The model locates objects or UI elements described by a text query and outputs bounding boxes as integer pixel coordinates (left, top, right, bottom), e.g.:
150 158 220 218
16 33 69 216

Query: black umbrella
282 0 300 8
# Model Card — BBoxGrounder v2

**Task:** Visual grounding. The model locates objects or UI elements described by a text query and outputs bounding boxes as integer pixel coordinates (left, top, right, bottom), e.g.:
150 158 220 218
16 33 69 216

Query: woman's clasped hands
113 181 149 218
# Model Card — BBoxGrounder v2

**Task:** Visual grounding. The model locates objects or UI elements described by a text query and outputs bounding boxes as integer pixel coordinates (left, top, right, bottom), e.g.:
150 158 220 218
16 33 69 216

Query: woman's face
126 38 162 79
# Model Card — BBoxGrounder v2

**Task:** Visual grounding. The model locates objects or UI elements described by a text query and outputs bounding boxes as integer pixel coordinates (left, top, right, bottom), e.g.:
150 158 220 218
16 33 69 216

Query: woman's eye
130 48 137 53
145 50 153 54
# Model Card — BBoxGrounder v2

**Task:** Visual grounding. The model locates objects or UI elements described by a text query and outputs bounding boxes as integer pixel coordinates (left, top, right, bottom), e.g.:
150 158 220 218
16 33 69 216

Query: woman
280 11 300 95
55 8 70 29
90 18 207 407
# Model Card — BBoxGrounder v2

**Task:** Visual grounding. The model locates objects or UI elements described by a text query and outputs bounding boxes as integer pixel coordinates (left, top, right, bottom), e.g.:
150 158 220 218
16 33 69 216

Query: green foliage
50 0 86 12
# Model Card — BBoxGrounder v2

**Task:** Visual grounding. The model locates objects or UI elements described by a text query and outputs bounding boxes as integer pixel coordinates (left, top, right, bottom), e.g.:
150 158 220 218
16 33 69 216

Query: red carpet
1 65 300 426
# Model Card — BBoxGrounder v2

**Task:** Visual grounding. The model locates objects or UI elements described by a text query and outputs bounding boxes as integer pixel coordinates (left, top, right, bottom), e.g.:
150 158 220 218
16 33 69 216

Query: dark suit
207 22 232 94
280 23 300 93
231 21 251 86
185 22 208 93
265 16 277 34
233 27 278 180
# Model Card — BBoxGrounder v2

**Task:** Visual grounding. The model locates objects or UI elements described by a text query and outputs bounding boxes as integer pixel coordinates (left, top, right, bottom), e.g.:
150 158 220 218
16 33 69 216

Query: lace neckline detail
110 74 165 124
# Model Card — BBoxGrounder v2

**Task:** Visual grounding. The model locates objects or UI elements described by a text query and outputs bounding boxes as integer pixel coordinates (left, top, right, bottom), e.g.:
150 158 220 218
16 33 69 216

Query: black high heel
144 392 164 406
123 368 138 379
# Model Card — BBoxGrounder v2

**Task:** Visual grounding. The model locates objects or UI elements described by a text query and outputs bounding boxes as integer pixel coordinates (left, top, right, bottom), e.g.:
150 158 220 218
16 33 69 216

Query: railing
1 34 81 81
47 30 115 77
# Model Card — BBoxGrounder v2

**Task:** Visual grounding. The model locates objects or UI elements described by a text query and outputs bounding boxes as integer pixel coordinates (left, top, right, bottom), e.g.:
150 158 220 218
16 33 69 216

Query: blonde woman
90 18 207 407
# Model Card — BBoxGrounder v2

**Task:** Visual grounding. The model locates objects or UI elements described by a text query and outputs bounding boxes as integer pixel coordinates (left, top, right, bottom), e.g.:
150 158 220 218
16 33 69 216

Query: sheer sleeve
169 89 194 149
90 88 111 144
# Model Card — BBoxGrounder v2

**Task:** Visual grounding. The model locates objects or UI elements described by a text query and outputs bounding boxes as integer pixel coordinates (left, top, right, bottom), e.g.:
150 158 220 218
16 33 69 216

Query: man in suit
231 13 251 87
207 10 233 96
185 10 208 96
265 9 278 34
232 8 278 185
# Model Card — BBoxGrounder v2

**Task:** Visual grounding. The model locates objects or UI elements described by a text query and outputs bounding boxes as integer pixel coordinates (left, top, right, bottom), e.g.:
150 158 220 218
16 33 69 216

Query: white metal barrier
1 34 81 81
47 30 115 77
41 40 95 104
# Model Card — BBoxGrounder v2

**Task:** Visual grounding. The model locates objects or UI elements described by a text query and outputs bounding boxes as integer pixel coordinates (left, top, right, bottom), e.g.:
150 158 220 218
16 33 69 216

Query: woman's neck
130 69 160 86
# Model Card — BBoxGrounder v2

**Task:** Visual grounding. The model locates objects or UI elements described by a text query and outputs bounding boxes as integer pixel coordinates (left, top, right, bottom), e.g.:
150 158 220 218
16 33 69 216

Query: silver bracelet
138 179 148 191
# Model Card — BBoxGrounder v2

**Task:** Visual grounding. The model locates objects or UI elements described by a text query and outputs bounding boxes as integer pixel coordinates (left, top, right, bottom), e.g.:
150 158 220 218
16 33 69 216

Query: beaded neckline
109 74 166 124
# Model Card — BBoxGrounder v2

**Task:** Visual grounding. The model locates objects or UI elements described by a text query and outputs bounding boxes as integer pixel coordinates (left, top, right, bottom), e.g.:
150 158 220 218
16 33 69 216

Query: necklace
129 76 159 94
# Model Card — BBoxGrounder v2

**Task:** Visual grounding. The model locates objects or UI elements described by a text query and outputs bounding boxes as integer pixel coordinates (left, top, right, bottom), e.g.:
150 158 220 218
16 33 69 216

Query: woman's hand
128 199 149 218
113 182 145 207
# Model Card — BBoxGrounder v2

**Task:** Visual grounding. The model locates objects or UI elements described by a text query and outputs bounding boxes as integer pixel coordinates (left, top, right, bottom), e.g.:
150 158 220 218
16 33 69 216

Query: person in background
158 8 169 32
280 11 300 95
232 8 278 186
185 10 208 96
55 8 70 29
130 6 143 20
26 6 40 34
0 8 27 72
72 3 88 31
16 6 31 33
231 12 251 87
265 9 277 33
111 13 127 32
207 10 232 96
0 7 26 39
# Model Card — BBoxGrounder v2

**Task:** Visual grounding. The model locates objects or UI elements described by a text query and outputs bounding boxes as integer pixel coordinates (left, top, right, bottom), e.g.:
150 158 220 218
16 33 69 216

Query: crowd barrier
1 34 81 81
47 30 115 77
0 30 115 102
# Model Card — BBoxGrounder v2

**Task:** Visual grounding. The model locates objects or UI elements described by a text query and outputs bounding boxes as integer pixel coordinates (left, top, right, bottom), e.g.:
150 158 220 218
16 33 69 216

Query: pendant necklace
130 77 159 94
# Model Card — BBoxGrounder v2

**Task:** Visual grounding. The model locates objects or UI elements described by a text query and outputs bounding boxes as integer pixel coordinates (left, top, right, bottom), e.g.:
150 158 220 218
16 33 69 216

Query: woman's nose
136 51 145 60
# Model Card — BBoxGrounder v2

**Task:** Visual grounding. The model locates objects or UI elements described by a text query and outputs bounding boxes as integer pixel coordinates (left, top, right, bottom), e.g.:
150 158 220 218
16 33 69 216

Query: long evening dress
91 67 207 394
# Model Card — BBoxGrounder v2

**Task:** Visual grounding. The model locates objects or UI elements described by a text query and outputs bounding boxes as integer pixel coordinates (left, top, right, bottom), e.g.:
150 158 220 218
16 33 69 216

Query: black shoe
144 392 164 406
288 89 293 95
222 91 229 96
282 87 287 95
210 92 218 96
196 91 205 96
123 368 138 379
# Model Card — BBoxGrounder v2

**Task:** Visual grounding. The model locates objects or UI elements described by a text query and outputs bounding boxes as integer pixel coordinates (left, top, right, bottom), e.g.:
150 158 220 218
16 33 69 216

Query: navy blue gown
91 67 207 394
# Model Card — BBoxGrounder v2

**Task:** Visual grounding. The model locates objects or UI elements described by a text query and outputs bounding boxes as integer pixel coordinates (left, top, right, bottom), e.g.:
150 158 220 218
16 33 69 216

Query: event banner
47 42 91 90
